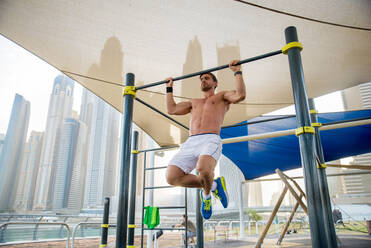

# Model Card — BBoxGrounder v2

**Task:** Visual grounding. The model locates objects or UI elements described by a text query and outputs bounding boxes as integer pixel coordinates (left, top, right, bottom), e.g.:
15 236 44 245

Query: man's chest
191 97 227 113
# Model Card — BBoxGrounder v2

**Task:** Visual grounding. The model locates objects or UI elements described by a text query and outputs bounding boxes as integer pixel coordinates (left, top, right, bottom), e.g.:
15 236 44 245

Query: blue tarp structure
220 109 371 180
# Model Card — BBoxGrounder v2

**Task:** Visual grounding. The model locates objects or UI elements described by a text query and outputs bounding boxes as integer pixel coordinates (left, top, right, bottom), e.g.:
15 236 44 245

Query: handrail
0 222 70 248
71 222 117 248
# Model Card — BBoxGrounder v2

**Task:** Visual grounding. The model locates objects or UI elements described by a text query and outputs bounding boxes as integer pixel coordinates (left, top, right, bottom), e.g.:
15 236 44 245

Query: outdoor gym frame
116 26 339 248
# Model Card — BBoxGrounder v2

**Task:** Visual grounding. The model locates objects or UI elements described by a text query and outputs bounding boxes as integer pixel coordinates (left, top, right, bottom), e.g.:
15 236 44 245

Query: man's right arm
166 77 192 115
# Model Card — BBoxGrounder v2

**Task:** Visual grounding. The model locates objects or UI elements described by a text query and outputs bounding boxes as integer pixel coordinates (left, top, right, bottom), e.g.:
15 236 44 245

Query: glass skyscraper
34 75 74 210
0 94 30 211
14 131 44 210
53 118 80 210
81 89 120 209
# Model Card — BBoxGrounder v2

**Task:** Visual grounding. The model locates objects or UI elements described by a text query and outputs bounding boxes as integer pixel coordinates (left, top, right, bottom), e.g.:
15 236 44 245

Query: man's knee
166 166 184 186
166 173 179 186
197 166 210 176
196 155 216 175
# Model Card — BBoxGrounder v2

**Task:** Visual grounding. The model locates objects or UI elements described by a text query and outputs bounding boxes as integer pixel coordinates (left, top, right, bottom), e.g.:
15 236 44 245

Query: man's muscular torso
189 91 230 136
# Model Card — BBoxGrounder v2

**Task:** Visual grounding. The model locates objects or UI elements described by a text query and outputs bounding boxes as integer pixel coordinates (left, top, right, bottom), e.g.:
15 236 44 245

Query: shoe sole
220 176 229 207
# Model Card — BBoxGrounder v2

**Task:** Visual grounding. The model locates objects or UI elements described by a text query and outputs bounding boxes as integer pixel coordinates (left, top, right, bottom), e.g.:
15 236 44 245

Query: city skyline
0 73 122 212
0 35 82 138
1 33 368 215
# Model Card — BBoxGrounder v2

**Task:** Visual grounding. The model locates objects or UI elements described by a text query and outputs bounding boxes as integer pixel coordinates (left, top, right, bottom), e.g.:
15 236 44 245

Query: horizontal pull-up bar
136 50 282 90
222 115 295 129
222 118 371 144
325 164 371 170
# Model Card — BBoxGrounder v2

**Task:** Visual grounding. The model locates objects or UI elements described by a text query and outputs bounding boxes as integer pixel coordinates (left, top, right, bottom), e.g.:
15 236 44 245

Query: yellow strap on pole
127 246 136 248
295 126 315 136
128 224 136 228
131 150 139 154
100 245 107 247
310 109 318 114
317 163 327 169
123 86 136 98
282 42 303 54
101 224 109 228
312 122 322 127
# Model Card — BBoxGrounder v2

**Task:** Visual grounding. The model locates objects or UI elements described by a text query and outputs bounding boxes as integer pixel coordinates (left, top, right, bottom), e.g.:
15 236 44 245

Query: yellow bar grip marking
282 42 303 54
317 163 327 169
295 126 315 136
312 122 322 127
101 224 109 228
123 86 136 98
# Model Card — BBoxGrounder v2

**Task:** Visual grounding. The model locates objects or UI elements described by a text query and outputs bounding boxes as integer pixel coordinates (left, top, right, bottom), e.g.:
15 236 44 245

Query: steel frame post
128 131 139 246
309 99 338 247
116 73 135 248
196 188 204 248
285 26 327 247
101 197 110 247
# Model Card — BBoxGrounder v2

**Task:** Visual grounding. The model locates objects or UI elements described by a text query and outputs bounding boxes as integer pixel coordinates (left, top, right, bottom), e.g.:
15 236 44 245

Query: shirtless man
165 60 246 219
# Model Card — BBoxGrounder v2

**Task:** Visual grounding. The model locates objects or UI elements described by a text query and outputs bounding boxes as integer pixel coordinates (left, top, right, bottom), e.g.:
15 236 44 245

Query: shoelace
213 189 221 201
204 198 211 211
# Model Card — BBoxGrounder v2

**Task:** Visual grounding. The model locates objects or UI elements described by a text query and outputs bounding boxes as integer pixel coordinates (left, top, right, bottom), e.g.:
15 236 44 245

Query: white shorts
168 133 222 174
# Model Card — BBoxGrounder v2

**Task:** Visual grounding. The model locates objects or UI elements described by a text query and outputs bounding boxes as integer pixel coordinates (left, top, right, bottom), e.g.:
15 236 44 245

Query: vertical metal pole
285 26 327 247
128 131 139 247
185 188 188 248
116 73 135 248
147 142 155 248
239 181 245 239
196 188 204 248
309 99 338 248
141 152 147 248
101 197 110 247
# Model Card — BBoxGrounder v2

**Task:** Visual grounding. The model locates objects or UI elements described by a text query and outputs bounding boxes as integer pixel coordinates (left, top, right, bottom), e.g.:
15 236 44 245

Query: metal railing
71 222 116 248
0 222 70 248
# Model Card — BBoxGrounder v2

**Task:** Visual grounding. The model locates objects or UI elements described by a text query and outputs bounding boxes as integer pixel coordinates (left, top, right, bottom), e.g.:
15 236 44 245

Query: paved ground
1 233 371 247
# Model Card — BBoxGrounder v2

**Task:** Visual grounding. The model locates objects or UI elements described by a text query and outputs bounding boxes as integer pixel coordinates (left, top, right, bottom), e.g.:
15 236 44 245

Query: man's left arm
223 60 246 103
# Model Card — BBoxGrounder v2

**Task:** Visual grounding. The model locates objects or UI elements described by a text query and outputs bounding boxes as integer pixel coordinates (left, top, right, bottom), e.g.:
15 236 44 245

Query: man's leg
196 155 217 195
166 165 202 188
166 155 216 192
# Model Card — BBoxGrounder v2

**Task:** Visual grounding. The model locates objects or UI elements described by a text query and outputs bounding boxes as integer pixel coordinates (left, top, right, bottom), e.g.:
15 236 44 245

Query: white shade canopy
1 0 370 146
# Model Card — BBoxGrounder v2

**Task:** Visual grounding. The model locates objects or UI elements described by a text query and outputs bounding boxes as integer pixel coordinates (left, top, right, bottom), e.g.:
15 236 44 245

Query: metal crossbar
136 97 189 130
144 186 174 190
136 50 282 90
145 166 168 170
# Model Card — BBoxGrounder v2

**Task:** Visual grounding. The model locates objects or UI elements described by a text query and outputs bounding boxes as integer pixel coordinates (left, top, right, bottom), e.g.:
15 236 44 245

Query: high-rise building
53 118 80 210
14 131 44 210
82 89 120 208
67 120 88 212
0 94 30 211
247 181 263 207
338 81 371 204
34 75 74 210
0 133 5 155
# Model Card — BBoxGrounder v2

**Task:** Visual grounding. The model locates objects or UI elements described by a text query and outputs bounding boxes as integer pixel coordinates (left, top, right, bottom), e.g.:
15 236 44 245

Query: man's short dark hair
182 214 186 218
199 72 218 83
